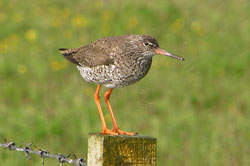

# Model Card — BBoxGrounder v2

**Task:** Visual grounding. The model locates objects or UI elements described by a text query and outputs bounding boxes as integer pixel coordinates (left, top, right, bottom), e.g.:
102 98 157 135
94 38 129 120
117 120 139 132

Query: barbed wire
0 138 87 166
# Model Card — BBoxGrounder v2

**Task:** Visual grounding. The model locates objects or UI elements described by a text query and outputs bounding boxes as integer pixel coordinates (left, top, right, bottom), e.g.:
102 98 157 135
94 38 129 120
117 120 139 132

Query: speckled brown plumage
60 35 158 67
60 35 162 88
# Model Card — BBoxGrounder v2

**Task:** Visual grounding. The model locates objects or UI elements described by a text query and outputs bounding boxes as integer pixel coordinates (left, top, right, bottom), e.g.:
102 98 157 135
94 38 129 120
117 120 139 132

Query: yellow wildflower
0 34 19 54
0 42 8 53
71 15 88 28
17 64 27 74
62 8 71 19
50 61 61 71
26 30 37 41
171 18 185 32
128 16 138 29
50 60 67 71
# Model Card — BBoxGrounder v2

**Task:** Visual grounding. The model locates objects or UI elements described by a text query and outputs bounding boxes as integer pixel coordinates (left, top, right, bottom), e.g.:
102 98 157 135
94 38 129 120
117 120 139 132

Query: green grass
1 0 250 165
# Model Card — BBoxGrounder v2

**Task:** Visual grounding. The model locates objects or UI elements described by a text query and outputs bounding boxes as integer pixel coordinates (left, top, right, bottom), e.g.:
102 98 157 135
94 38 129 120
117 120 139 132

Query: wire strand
0 139 87 166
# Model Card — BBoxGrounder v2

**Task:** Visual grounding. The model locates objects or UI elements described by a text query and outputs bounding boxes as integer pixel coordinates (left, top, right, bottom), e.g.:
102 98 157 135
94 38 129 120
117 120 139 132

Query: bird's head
133 35 184 61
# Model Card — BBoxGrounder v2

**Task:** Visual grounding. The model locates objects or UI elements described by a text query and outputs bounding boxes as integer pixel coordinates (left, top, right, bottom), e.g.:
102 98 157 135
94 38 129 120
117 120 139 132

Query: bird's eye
144 42 150 46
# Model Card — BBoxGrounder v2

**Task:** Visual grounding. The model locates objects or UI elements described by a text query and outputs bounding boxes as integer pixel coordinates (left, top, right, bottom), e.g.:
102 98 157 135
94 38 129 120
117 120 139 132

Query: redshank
60 34 184 135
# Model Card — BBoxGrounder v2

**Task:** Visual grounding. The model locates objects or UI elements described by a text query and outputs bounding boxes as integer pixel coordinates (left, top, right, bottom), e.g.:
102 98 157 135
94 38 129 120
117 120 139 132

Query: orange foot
112 128 137 136
101 128 118 135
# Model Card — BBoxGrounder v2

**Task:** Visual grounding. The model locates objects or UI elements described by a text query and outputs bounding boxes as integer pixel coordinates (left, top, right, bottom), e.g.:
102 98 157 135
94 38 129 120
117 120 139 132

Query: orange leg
104 88 136 135
94 85 117 135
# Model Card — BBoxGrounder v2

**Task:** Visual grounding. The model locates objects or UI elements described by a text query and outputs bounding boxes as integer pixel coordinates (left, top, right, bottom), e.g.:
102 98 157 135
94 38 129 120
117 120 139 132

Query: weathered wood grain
88 133 157 166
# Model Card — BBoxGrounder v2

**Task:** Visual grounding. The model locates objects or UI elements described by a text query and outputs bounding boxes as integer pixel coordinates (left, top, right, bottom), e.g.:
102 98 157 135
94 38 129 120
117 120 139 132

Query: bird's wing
74 46 113 67
60 35 134 67
73 37 125 67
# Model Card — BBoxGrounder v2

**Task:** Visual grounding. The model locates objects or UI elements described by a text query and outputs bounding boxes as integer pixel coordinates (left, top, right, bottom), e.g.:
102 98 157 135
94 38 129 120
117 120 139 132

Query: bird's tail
59 48 80 66
59 48 74 55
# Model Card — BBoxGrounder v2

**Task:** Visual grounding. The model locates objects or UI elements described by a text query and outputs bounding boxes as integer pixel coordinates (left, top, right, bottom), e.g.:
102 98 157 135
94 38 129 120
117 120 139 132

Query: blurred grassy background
0 0 250 165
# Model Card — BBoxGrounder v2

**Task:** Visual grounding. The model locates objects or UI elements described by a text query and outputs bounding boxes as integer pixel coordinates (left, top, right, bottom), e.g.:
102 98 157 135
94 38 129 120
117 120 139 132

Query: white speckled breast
77 65 114 86
77 56 152 88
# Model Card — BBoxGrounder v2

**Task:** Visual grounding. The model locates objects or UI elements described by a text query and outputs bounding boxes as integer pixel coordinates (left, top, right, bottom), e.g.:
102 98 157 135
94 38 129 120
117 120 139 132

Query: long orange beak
154 48 184 61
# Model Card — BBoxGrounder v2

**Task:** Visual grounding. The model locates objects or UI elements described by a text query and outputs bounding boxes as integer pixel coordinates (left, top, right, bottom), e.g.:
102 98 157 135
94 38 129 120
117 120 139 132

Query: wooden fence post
88 133 157 166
